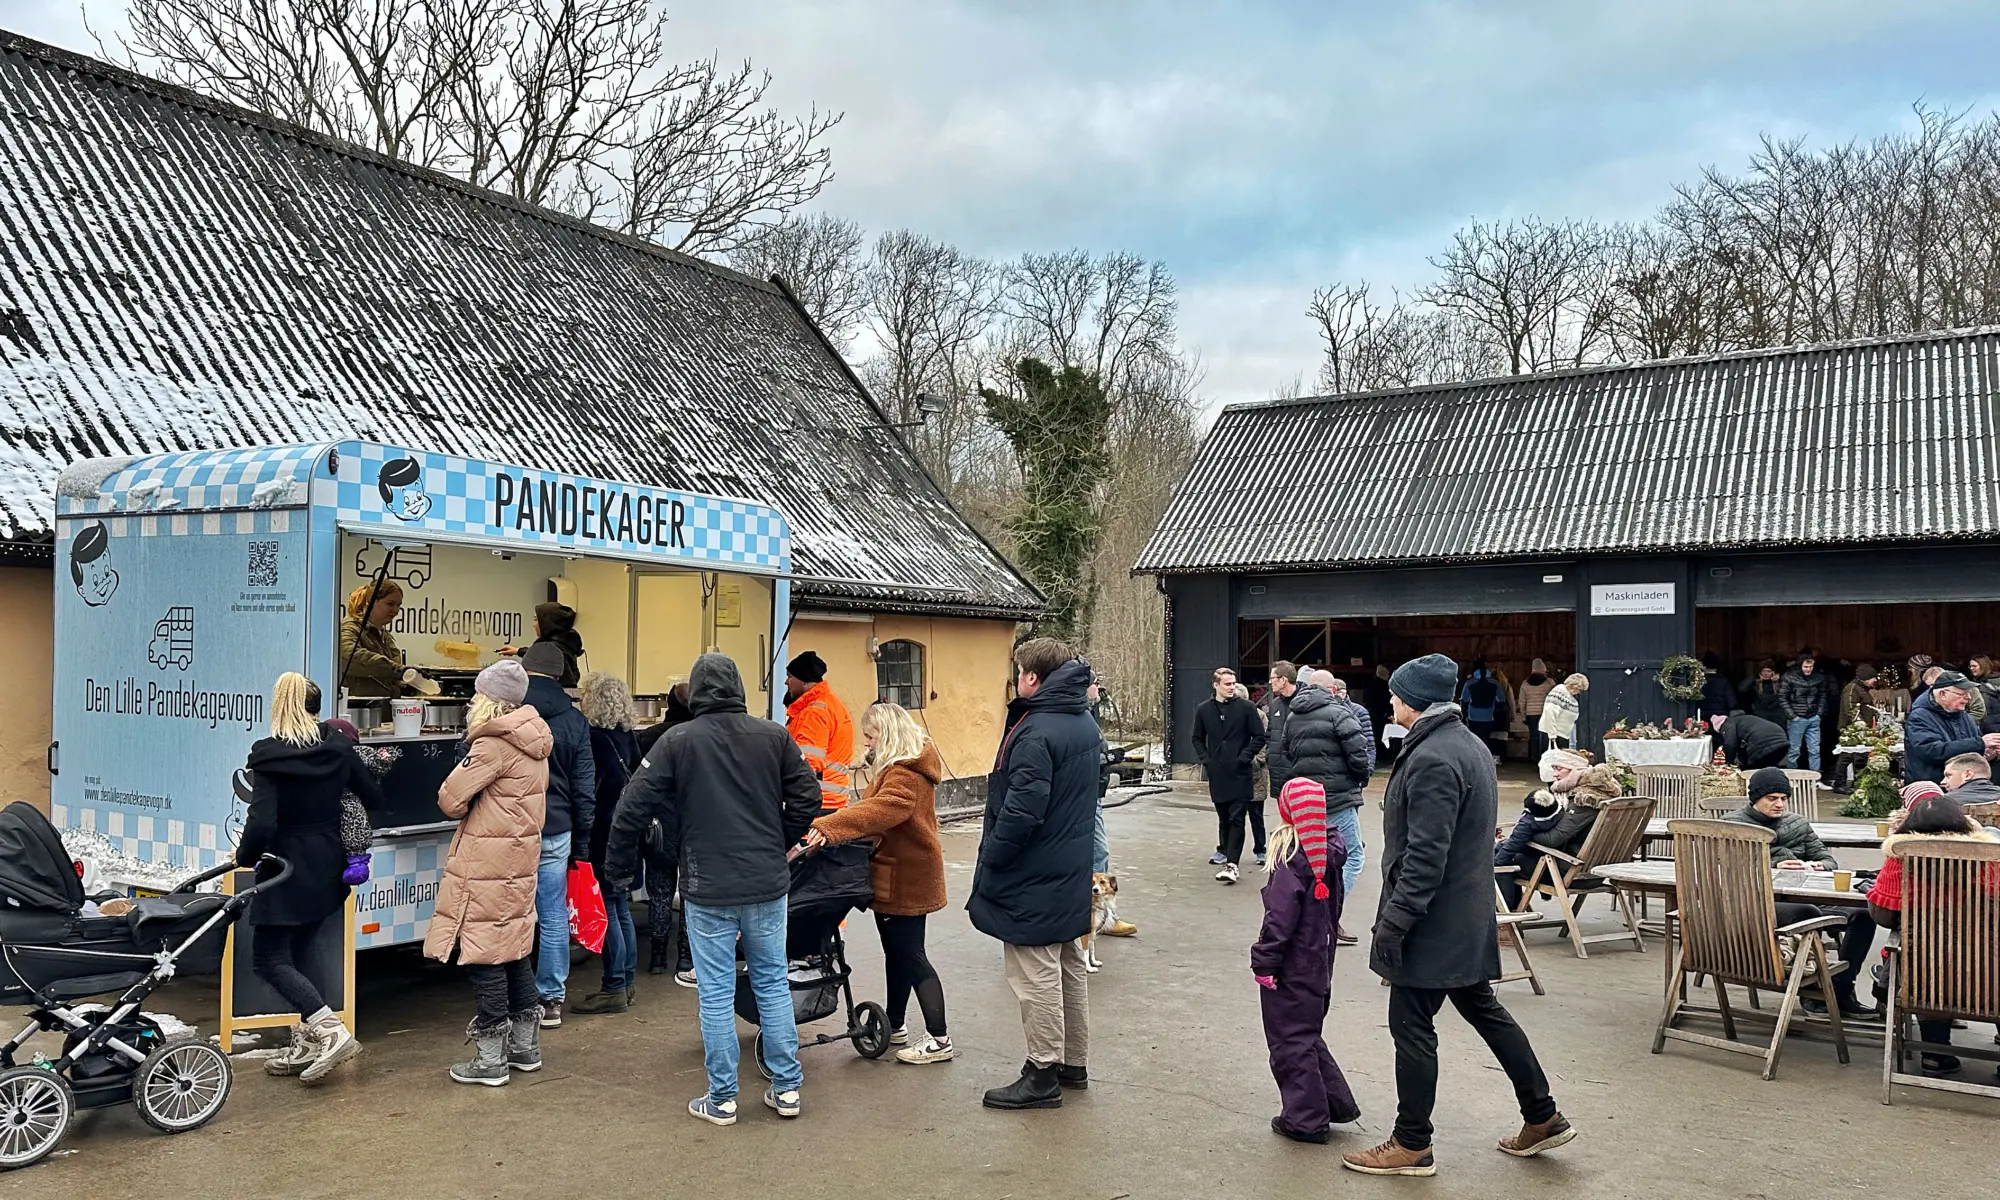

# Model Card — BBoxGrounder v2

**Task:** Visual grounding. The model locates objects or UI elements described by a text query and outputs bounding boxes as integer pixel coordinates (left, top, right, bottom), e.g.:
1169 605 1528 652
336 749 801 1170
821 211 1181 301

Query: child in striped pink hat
1252 777 1357 1143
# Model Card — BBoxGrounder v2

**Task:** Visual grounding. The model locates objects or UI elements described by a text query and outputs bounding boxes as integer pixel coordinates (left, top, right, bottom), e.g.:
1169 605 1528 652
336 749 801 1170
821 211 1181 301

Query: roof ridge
0 27 777 297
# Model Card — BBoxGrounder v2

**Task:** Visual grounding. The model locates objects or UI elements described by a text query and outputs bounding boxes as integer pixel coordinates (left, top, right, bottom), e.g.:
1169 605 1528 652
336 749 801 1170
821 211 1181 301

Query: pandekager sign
490 473 688 550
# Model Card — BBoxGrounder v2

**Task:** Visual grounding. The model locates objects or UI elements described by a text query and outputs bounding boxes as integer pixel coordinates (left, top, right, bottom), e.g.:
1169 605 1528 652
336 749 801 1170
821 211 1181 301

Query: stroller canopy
0 801 85 914
788 841 874 923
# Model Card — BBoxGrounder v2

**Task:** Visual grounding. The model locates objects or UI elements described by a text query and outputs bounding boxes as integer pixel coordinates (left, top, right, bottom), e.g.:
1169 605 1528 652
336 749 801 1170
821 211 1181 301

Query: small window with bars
876 639 926 709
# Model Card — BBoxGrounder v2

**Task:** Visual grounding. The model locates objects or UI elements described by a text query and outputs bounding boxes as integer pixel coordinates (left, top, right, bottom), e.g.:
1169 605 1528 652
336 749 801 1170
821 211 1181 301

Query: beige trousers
1002 940 1090 1068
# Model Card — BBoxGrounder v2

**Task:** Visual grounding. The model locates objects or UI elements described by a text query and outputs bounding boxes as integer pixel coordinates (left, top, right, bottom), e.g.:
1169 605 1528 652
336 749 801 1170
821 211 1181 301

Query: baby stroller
741 840 891 1076
0 801 287 1170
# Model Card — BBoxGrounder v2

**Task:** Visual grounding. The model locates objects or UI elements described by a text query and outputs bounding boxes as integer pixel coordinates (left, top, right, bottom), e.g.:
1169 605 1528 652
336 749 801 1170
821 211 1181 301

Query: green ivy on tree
981 357 1112 642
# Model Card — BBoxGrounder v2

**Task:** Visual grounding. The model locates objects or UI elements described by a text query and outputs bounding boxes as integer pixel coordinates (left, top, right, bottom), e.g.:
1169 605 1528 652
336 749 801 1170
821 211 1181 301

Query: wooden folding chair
1653 819 1849 1080
1783 770 1822 821
1698 795 1747 816
1635 765 1704 821
1494 866 1544 995
1515 797 1655 958
1881 836 2000 1104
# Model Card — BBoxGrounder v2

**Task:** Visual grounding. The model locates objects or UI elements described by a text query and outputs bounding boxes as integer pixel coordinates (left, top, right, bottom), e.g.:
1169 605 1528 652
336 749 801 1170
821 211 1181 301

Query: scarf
1278 777 1331 900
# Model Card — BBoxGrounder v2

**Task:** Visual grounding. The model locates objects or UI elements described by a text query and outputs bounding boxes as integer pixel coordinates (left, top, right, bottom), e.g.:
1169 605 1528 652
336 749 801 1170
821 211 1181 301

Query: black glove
1373 922 1407 973
605 873 635 895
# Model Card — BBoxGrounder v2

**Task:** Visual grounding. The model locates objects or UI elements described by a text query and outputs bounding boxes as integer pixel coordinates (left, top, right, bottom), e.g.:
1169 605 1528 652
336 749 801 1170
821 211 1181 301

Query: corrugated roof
1138 327 2000 574
0 32 1039 618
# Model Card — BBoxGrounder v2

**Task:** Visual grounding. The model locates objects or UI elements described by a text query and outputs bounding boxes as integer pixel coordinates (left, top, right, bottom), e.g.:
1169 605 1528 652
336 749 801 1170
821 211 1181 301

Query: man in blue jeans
603 653 821 1123
520 643 595 1027
1780 655 1828 773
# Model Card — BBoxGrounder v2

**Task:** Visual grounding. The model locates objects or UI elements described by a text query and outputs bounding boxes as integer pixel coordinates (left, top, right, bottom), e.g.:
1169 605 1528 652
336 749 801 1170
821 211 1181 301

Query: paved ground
7 780 1997 1198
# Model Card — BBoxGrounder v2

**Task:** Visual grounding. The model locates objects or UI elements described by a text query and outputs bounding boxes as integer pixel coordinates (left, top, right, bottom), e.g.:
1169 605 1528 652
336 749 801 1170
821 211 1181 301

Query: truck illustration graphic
148 606 196 670
353 541 432 588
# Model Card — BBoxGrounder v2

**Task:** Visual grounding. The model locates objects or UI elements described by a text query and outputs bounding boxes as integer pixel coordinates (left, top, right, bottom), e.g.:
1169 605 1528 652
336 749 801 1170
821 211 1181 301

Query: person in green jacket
1727 767 1835 869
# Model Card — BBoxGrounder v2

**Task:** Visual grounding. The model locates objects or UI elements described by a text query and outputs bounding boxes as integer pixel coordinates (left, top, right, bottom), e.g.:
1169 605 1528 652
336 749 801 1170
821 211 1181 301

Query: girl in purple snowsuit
1253 777 1359 1143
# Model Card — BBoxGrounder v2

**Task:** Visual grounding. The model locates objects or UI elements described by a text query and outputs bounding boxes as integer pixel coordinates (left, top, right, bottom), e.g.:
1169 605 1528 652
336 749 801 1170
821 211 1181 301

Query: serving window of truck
52 442 792 949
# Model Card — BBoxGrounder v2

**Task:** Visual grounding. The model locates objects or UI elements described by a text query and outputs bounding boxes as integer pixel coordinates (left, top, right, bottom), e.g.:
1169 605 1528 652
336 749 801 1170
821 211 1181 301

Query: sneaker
571 989 630 1015
1921 1053 1963 1077
539 999 563 1028
1498 1113 1578 1158
897 1037 956 1065
1216 863 1240 884
889 1026 909 1046
1272 1116 1330 1144
674 969 699 989
763 1087 802 1118
1342 1138 1437 1177
1104 920 1139 937
299 1015 362 1084
689 1095 738 1126
263 1023 315 1077
1208 853 1228 866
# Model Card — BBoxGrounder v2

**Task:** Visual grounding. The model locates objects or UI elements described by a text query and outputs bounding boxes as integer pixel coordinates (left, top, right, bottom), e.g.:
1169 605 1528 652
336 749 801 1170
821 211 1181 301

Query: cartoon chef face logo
69 521 119 606
376 457 432 522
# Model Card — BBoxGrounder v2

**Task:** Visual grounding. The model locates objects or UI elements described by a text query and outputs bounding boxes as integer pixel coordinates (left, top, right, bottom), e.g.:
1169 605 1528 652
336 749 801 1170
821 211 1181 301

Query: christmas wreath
1657 654 1706 702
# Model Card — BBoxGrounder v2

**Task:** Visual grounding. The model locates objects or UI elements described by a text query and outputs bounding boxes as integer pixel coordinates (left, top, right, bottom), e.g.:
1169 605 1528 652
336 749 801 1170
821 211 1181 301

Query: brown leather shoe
1498 1112 1577 1157
1335 923 1359 947
1342 1138 1436 1176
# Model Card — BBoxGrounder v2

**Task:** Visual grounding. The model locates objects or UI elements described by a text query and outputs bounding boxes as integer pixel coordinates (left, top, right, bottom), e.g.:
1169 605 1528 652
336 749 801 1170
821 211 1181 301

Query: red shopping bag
567 861 608 953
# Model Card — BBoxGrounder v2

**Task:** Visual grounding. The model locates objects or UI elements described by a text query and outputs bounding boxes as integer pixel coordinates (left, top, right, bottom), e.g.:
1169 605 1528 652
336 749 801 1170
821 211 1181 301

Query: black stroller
0 801 287 1170
740 840 891 1076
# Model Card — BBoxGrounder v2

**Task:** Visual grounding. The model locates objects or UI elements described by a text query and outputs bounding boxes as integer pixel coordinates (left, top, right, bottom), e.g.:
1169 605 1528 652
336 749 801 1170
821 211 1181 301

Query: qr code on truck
247 540 279 587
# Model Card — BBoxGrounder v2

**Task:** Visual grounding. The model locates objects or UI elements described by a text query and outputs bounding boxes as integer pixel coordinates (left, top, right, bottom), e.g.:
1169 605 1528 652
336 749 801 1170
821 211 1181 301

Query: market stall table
1603 737 1713 767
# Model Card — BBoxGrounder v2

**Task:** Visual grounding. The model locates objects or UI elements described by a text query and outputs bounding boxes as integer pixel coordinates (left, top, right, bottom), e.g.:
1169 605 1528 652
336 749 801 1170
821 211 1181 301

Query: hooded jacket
787 680 856 810
524 674 595 846
531 602 584 688
1516 664 1556 718
1280 686 1374 814
1905 691 1986 785
237 735 386 927
968 659 1100 947
604 654 821 907
423 705 553 966
813 742 948 916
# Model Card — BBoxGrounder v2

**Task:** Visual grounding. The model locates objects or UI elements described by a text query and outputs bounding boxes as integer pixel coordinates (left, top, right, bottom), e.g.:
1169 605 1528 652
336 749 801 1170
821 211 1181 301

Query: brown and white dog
1079 873 1119 972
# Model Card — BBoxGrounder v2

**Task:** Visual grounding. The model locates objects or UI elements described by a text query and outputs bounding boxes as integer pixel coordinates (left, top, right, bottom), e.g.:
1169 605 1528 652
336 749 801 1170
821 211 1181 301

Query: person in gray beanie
1343 653 1572 1177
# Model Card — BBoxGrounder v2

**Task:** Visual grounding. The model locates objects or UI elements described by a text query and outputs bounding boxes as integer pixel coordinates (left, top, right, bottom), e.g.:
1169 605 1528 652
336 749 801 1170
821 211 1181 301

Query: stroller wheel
853 1001 890 1059
0 1065 74 1170
133 1036 233 1134
751 1031 774 1081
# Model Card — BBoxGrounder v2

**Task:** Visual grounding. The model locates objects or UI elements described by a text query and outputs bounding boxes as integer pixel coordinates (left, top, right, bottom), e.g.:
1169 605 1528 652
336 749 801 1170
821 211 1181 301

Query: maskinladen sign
1590 583 1676 616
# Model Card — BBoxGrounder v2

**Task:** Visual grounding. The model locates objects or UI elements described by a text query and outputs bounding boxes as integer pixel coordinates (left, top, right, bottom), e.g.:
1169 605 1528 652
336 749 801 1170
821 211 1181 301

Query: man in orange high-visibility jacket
785 651 855 810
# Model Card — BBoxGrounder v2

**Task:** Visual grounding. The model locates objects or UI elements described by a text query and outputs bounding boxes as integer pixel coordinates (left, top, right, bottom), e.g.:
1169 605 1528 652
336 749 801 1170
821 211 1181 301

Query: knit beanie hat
1900 780 1944 806
788 651 827 684
1277 777 1332 900
1524 789 1561 818
1747 767 1791 804
1389 653 1458 710
521 641 566 678
476 658 530 705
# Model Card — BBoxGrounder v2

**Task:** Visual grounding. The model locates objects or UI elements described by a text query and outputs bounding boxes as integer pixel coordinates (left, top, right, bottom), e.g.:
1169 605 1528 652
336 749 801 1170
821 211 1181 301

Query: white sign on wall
1590 582 1676 616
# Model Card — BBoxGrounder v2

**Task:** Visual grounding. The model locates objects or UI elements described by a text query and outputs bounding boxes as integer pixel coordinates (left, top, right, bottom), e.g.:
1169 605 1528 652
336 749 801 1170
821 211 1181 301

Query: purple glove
342 853 371 886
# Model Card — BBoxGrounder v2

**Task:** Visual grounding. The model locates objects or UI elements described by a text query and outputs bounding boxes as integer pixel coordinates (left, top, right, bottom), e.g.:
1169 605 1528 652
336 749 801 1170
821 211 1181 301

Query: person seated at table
1862 787 2000 1074
1904 670 2000 785
1502 752 1622 912
1711 710 1789 771
1494 789 1565 908
1942 752 2000 807
1726 768 1835 870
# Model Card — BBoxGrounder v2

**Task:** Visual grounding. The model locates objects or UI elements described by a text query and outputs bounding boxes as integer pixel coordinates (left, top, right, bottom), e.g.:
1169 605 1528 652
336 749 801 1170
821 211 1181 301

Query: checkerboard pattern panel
59 802 228 870
334 441 788 569
57 444 328 517
355 836 449 948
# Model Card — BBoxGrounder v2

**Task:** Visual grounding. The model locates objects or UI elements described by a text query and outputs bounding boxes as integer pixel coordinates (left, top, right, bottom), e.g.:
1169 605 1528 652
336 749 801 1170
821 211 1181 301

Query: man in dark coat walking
521 642 595 1025
1193 666 1267 882
1342 654 1574 1179
970 639 1101 1111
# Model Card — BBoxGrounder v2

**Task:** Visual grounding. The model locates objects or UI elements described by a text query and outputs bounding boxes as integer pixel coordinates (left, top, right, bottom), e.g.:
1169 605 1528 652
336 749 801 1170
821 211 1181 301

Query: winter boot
982 1060 1063 1110
451 1021 512 1086
299 1013 362 1084
649 935 673 975
263 1023 315 1077
506 1008 542 1073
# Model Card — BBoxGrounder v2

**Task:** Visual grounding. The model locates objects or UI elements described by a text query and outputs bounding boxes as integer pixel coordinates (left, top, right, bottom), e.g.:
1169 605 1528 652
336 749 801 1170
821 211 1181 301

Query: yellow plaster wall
0 568 52 812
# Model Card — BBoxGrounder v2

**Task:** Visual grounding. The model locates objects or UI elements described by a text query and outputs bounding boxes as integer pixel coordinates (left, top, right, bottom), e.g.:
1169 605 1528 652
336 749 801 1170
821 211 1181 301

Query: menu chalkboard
365 736 465 830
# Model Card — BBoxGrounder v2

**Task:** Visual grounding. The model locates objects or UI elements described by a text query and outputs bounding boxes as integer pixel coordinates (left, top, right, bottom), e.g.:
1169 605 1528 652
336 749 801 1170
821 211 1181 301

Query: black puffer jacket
968 659 1100 947
1719 712 1790 768
525 674 596 846
604 654 820 906
237 735 385 927
1779 667 1828 719
1280 685 1374 814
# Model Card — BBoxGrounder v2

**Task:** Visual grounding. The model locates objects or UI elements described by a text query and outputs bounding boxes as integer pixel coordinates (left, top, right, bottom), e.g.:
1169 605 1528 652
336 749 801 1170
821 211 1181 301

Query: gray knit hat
476 658 530 705
1390 653 1458 710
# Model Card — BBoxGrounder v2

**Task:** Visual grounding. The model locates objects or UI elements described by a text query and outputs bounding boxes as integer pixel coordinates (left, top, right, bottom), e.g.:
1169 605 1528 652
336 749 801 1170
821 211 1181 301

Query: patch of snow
63 828 217 892
250 477 305 507
55 454 142 499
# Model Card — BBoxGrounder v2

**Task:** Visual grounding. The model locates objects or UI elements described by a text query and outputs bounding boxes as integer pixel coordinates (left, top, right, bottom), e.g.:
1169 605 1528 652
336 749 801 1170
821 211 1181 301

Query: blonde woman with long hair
237 671 385 1082
805 701 954 1064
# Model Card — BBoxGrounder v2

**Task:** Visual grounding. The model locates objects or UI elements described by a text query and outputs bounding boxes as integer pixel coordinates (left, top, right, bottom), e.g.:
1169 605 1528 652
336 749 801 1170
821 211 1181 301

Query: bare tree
1422 217 1617 374
1003 250 1179 396
110 0 838 253
729 213 867 343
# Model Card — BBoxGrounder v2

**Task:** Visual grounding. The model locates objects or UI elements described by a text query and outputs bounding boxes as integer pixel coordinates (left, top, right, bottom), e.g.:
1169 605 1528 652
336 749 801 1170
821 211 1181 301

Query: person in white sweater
1537 674 1589 749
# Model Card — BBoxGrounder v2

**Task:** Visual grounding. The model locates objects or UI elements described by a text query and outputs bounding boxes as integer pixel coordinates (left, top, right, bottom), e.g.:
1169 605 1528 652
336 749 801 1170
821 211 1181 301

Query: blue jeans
1787 715 1821 773
601 889 637 993
685 897 801 1100
1329 806 1365 902
1093 804 1110 874
534 833 571 1002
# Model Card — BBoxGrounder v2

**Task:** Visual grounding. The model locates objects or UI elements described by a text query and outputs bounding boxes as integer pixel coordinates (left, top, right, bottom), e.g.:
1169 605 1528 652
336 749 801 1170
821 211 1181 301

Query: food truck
50 441 791 949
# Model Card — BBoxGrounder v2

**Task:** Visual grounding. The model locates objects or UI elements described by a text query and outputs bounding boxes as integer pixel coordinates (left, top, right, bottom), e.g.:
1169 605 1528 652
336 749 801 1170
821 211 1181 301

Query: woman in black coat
635 682 693 976
237 673 384 1082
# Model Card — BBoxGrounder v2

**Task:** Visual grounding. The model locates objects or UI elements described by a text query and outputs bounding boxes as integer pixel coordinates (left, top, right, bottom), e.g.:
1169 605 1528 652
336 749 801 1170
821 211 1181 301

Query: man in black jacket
1264 661 1301 789
605 653 820 1125
520 642 595 1027
1286 669 1374 943
1711 710 1790 770
1780 655 1829 772
971 639 1101 1112
1343 654 1573 1178
1193 666 1267 882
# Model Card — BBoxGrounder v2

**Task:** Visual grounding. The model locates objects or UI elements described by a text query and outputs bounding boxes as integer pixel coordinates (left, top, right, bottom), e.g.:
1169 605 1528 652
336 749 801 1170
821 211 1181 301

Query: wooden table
1641 819 1885 848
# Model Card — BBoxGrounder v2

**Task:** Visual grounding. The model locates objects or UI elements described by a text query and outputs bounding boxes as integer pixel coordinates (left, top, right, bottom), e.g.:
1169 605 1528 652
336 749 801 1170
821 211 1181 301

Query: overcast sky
8 0 2000 408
